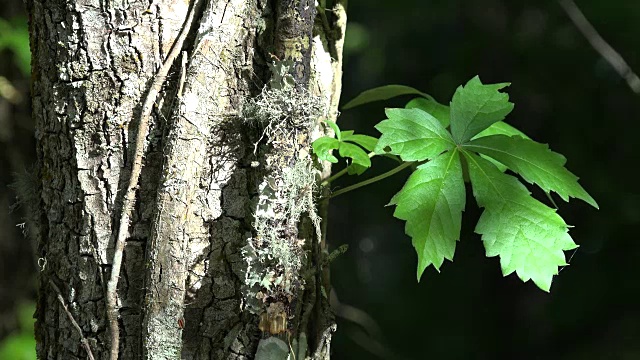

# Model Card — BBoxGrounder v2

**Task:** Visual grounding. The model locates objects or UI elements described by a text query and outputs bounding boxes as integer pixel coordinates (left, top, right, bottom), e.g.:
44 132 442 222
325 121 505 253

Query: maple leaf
450 76 514 144
464 135 598 208
405 97 450 127
464 151 577 291
389 150 466 278
374 108 455 161
314 75 598 292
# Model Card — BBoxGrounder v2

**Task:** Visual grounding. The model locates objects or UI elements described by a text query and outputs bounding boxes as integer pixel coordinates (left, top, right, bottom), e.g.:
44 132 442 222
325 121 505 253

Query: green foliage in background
0 302 36 360
314 76 598 292
0 17 30 75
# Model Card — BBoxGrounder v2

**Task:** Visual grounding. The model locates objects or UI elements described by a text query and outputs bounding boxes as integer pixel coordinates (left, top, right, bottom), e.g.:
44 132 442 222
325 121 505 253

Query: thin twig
106 2 201 359
328 162 413 199
558 0 640 94
320 151 376 186
177 51 188 99
49 280 96 360
330 290 382 340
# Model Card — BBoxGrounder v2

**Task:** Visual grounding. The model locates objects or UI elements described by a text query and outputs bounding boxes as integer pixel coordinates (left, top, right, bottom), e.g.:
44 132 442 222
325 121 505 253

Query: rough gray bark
27 0 346 359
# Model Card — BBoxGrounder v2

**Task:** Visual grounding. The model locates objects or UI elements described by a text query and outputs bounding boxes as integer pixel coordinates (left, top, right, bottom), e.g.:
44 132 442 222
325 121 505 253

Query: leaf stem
328 161 414 199
320 151 377 186
321 167 348 187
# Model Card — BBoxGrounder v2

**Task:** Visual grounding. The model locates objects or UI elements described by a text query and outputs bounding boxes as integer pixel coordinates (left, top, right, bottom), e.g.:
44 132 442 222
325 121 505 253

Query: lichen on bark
242 61 327 295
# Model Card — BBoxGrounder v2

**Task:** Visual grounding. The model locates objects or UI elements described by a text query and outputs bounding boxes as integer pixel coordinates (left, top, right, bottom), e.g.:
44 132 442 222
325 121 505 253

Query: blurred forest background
0 0 638 359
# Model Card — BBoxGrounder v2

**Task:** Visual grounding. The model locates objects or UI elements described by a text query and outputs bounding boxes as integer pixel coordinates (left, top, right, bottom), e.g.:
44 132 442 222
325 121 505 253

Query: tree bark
27 0 346 359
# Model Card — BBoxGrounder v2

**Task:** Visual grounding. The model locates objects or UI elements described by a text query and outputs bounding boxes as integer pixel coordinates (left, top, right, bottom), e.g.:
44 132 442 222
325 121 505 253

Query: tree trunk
27 0 346 358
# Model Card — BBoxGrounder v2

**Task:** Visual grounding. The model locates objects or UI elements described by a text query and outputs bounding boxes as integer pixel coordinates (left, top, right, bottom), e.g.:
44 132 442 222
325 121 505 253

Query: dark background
1 0 638 359
330 0 639 359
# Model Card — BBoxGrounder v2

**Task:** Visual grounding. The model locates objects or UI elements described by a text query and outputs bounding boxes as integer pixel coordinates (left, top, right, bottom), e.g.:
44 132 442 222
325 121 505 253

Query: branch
106 1 201 359
558 0 640 94
49 280 96 360
327 162 413 199
321 151 376 186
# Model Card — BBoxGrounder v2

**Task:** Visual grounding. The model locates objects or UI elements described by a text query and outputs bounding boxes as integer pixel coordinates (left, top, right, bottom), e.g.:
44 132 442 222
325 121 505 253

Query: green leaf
346 163 367 175
450 76 514 144
375 108 455 161
0 333 36 360
342 133 378 152
343 85 432 110
471 121 529 172
0 302 35 360
342 132 377 175
313 130 373 174
464 152 577 291
16 303 34 332
464 135 598 208
389 150 466 278
406 97 450 127
0 18 31 76
312 137 340 163
474 122 527 172
338 142 371 169
473 121 529 140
